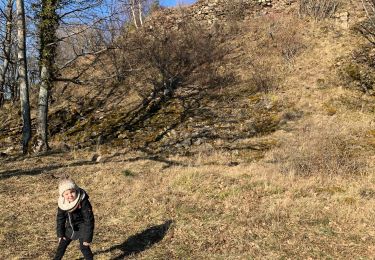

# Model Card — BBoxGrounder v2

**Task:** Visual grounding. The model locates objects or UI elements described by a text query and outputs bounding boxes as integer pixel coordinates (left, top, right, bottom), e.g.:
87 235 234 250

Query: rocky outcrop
150 0 351 30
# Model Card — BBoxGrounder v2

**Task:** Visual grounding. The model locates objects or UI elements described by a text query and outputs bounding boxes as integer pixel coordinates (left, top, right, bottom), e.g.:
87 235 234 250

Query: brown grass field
0 141 375 259
2 1 375 259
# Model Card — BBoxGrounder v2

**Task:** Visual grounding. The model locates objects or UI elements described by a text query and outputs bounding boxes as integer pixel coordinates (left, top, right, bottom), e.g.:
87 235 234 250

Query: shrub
299 0 339 20
122 169 135 177
343 63 361 81
357 1 375 46
254 13 305 64
248 14 305 92
130 19 219 104
249 57 278 93
339 55 375 95
268 14 305 63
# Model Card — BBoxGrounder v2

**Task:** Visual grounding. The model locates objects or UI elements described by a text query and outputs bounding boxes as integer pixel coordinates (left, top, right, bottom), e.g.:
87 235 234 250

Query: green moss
248 93 263 104
314 186 346 195
238 150 265 162
245 92 288 137
343 63 361 81
122 169 135 177
320 226 335 236
126 100 184 148
252 112 281 134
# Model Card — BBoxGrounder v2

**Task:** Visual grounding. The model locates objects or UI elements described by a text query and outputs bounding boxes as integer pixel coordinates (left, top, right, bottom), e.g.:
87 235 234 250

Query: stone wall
149 0 273 29
150 0 350 30
180 0 303 25
190 0 267 24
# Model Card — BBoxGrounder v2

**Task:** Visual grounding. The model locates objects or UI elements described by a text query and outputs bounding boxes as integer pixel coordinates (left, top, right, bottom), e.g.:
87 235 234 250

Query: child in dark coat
54 178 95 260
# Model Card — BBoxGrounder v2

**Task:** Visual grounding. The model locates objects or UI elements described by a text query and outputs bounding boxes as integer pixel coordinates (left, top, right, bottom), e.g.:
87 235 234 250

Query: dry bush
247 15 305 92
270 121 366 176
278 27 305 63
357 1 375 46
340 62 375 94
299 0 339 20
338 46 375 95
355 19 375 46
140 23 216 84
249 57 279 93
269 15 306 63
125 19 220 115
253 13 305 64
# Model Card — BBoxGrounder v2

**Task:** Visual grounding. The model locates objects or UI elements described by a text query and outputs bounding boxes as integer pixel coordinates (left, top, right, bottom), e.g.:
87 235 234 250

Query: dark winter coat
56 192 95 243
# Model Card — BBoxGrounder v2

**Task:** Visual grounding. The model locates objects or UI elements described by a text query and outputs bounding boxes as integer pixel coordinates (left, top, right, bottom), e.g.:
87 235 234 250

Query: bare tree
16 0 31 154
0 0 13 107
121 0 154 28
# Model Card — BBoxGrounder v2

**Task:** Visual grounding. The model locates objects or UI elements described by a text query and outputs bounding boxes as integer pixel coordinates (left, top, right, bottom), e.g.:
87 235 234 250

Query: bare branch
57 47 111 70
58 2 102 20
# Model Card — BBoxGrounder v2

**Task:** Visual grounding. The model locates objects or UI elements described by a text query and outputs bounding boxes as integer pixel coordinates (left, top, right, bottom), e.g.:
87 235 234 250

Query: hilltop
1 0 375 259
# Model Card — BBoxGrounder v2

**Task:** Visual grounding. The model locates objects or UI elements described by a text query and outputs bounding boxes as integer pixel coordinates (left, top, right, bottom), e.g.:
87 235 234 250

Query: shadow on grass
90 220 173 259
0 160 98 180
0 150 185 180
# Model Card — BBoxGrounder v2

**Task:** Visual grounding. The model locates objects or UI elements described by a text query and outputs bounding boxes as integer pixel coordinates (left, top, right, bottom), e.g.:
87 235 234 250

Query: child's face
62 189 77 202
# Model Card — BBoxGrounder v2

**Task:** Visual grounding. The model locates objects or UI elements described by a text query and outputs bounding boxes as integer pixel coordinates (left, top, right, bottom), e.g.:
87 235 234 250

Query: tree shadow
92 220 173 259
0 149 190 180
0 160 98 180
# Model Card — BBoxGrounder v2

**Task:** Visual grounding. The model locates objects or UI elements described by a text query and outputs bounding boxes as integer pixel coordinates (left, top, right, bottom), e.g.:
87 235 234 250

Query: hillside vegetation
1 0 375 259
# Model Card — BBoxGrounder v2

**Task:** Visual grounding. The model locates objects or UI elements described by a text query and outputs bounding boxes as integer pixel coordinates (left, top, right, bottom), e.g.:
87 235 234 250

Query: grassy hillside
1 0 375 259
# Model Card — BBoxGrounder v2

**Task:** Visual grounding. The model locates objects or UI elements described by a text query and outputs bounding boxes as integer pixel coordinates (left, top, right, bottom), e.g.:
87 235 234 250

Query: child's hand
82 242 90 246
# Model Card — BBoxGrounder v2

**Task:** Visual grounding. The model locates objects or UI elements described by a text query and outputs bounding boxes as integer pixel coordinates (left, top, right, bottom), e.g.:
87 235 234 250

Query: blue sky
160 0 197 7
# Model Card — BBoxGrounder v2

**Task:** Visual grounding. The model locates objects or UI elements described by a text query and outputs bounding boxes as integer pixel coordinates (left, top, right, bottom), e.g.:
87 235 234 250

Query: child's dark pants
54 237 93 260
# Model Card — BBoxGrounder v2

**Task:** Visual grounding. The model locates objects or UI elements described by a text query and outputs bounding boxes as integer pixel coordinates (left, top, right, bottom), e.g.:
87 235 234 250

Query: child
54 178 95 260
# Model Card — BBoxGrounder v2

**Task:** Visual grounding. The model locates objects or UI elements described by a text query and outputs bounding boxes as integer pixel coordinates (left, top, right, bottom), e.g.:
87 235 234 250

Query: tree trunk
37 0 59 152
130 0 139 28
16 0 31 154
10 66 18 101
138 0 143 26
0 0 14 106
37 65 50 151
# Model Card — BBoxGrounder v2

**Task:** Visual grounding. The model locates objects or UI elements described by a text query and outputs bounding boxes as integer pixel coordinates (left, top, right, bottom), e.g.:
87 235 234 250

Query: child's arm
81 199 95 243
56 207 67 238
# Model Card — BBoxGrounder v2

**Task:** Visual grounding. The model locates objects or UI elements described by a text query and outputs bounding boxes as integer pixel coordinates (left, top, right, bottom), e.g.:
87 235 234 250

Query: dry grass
269 118 368 176
2 1 375 259
1 148 375 259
